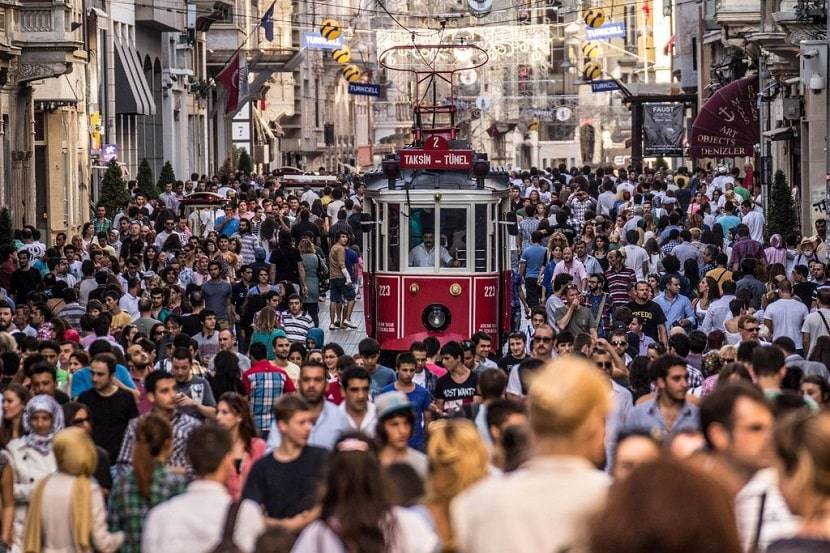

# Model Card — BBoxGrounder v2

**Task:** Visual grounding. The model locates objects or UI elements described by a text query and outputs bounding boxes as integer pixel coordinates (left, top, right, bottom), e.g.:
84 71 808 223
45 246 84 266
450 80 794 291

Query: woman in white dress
1 395 63 553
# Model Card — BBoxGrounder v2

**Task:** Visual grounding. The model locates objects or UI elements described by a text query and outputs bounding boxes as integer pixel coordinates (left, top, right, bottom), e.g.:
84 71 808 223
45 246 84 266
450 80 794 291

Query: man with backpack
143 424 265 552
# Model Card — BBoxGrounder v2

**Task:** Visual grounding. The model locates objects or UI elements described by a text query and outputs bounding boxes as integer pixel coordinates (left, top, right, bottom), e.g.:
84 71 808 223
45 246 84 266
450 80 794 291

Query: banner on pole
643 102 684 157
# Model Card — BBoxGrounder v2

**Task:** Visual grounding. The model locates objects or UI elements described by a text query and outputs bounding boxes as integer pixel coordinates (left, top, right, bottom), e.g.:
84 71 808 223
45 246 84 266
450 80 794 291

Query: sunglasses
611 341 627 347
742 326 760 332
72 417 90 426
533 336 553 343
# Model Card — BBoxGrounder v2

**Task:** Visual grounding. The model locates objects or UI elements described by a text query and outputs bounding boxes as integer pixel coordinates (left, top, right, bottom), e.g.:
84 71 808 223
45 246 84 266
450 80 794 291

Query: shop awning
114 38 155 116
689 75 759 159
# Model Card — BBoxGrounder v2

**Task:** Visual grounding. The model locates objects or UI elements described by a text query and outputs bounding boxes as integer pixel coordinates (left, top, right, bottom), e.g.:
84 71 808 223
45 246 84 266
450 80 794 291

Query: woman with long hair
0 385 29 448
215 393 265 500
250 307 284 360
1 395 63 551
808 335 830 367
692 276 721 327
22 427 123 552
292 433 439 553
107 414 185 553
209 350 246 398
298 237 322 327
593 235 610 271
769 411 830 552
424 419 490 552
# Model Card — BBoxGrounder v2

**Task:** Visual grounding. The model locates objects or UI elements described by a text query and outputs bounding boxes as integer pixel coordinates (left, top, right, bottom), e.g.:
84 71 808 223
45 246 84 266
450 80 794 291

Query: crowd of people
0 162 825 552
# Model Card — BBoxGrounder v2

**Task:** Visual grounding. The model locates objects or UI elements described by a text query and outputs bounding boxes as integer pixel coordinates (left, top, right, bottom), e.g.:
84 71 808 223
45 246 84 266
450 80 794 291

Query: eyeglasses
533 336 553 343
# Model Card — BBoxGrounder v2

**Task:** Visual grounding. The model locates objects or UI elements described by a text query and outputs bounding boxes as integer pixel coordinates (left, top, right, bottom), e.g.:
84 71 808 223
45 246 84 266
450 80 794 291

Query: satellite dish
460 70 478 86
468 0 492 17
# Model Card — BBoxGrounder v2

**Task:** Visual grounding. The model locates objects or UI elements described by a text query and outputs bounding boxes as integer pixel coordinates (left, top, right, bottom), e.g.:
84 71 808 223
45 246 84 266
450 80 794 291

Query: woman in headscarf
765 234 789 268
22 427 123 553
1 395 63 552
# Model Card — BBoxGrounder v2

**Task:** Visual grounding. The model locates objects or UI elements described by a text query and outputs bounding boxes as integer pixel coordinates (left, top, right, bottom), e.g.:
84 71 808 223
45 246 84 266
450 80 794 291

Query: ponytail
132 414 172 499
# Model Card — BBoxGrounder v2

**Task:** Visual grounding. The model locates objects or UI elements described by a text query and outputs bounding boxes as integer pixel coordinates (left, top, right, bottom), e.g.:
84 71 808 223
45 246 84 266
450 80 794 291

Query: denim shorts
330 277 356 303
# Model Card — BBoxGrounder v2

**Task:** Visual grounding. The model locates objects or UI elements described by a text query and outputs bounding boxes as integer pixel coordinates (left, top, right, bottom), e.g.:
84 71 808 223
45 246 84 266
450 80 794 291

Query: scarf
764 234 788 267
22 394 64 455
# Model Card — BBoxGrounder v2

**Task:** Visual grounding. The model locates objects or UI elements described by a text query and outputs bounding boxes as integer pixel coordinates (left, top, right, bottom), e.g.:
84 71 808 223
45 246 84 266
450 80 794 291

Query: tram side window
474 205 487 272
439 208 467 269
407 208 437 269
387 204 400 272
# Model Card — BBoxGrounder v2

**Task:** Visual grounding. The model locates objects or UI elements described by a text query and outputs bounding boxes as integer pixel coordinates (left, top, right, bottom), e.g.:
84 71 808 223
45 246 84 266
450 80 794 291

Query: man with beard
624 354 699 439
126 343 153 413
0 300 14 332
700 383 796 551
265 361 349 451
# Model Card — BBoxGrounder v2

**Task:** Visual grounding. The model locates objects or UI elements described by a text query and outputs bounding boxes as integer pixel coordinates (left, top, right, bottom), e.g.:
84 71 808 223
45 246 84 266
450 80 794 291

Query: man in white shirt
339 366 377 436
143 425 265 553
707 166 734 199
740 200 765 243
763 280 808 346
623 230 650 281
452 356 611 553
597 180 617 216
409 232 456 267
802 288 830 356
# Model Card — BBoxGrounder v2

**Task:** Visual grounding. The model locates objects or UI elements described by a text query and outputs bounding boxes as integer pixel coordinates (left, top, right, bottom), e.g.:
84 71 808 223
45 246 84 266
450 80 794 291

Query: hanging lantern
583 8 606 28
342 64 362 82
320 19 342 40
331 45 351 64
581 42 602 59
582 61 603 81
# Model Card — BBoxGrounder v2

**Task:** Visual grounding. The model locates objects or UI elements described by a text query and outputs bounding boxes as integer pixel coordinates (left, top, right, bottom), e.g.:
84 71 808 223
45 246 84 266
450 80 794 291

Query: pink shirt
552 259 588 290
227 437 267 501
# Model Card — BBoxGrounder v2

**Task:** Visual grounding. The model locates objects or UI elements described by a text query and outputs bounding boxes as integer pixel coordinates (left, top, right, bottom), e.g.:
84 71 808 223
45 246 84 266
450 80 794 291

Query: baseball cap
375 391 414 421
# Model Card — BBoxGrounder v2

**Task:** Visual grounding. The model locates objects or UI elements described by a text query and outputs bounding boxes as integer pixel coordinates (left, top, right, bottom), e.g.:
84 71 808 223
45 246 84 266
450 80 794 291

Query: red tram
360 44 514 352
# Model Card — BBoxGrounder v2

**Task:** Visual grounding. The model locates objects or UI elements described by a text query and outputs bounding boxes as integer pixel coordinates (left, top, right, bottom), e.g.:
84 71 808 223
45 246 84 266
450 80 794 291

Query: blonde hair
425 419 489 552
24 427 97 553
528 356 610 438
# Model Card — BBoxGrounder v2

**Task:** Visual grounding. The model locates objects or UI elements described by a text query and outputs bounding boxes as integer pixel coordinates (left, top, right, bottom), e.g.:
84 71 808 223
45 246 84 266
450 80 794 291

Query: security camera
809 73 825 94
803 49 819 59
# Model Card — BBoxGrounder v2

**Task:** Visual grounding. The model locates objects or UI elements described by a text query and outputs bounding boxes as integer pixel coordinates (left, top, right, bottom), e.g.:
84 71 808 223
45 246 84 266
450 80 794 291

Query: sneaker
342 320 358 329
329 322 340 330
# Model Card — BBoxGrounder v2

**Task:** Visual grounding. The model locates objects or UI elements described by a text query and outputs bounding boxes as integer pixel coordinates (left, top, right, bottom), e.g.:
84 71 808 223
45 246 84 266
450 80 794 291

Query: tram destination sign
399 148 473 170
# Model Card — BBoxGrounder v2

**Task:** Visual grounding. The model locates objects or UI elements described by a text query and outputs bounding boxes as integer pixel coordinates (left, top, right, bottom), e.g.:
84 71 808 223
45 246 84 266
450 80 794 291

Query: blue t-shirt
215 215 240 237
716 215 741 238
381 382 432 451
71 364 137 399
520 244 548 278
369 365 396 399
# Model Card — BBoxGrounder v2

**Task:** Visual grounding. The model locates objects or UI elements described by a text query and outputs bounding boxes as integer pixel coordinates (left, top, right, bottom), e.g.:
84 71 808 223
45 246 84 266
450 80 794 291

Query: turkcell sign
301 31 344 50
585 22 626 40
399 149 473 170
591 79 620 92
348 83 380 97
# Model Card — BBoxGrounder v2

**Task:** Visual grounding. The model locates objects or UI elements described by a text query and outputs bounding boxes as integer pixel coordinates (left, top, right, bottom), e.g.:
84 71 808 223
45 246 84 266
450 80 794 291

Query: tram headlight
423 304 451 331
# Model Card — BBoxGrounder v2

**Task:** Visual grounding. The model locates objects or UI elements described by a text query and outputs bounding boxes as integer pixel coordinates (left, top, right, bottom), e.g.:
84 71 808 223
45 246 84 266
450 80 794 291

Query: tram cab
361 160 513 352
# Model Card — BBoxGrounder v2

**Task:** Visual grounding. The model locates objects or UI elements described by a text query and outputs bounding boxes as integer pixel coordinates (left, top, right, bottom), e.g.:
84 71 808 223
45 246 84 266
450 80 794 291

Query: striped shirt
281 310 314 343
604 266 636 308
58 302 86 330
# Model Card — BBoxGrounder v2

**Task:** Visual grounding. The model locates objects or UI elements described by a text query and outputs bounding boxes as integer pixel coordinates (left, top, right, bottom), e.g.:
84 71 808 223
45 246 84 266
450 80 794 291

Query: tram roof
363 167 511 195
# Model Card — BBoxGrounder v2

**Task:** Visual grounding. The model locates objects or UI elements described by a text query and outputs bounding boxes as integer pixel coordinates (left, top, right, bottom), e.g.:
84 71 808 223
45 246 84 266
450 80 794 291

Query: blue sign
586 22 626 40
348 83 380 97
591 79 620 93
301 31 344 50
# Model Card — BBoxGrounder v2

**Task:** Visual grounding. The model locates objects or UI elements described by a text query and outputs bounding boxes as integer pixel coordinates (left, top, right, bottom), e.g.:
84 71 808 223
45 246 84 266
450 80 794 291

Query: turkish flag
216 52 242 114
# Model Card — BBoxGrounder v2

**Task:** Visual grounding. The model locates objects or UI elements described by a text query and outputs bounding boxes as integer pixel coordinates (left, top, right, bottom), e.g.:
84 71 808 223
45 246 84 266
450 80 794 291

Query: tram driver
409 231 460 268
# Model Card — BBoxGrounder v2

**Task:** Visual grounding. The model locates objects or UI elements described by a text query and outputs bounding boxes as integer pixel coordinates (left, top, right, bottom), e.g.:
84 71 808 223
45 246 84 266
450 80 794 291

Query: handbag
209 501 243 553
316 252 330 281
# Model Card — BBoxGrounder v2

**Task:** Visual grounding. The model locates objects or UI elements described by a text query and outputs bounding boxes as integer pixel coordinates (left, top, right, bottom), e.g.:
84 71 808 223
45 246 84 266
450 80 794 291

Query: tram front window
441 208 467 268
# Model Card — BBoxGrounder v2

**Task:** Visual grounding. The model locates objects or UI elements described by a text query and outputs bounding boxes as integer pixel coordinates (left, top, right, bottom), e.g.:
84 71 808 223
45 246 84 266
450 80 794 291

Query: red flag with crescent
217 52 242 114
